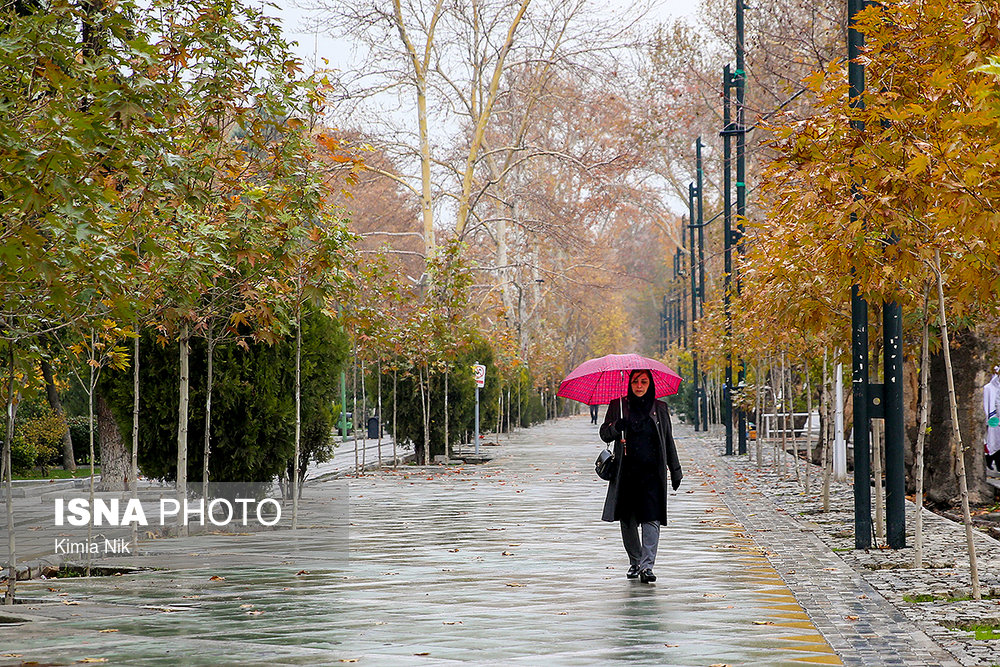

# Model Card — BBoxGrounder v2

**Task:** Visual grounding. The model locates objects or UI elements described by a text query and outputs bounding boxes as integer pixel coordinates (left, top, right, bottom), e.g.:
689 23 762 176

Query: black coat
599 397 682 523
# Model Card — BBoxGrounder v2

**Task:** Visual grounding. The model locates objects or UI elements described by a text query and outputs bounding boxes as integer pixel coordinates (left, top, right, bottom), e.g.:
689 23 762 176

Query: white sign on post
472 364 486 388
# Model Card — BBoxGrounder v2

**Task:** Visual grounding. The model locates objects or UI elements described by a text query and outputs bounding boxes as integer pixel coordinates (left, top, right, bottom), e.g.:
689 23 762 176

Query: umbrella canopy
557 353 682 405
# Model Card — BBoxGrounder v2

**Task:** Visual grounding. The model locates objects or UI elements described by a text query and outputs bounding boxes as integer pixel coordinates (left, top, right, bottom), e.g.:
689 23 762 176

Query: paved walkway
686 434 961 666
0 415 975 665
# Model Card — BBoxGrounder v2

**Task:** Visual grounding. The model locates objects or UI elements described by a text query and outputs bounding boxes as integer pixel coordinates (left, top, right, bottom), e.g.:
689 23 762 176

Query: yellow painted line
782 634 829 643
698 486 843 666
792 655 844 665
781 643 839 654
762 604 812 613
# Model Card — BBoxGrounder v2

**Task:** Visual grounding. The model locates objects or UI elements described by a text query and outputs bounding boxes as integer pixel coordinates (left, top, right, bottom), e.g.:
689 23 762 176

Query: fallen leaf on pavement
98 629 118 633
846 615 859 621
506 582 525 587
209 575 225 581
296 570 309 575
78 659 109 664
752 620 774 625
442 621 462 625
414 652 430 656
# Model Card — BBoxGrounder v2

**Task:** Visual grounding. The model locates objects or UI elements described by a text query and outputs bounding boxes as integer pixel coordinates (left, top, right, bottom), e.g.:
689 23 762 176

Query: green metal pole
687 196 700 433
885 301 905 547
735 0 748 456
696 138 709 431
849 0 872 550
722 66 734 456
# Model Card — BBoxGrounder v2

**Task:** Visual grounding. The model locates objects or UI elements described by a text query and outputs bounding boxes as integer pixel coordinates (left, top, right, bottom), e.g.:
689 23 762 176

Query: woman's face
630 372 650 397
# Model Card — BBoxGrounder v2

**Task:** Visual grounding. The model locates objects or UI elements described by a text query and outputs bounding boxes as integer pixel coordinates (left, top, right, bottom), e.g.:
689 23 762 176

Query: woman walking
600 369 683 583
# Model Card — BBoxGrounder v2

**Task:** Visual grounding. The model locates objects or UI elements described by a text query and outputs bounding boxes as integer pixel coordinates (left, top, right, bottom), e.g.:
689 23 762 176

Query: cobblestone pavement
692 429 1000 667
1 415 994 665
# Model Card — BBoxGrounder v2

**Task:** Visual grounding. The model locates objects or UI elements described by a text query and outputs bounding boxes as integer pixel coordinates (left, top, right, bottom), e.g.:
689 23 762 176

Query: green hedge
101 312 348 484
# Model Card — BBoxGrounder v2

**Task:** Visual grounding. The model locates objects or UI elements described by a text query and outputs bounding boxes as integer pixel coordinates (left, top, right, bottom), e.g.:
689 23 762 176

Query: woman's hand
614 418 627 435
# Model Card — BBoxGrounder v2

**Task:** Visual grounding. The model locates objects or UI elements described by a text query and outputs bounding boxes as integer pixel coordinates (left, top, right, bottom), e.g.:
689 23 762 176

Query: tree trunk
444 368 449 462
40 359 75 471
933 250 981 599
755 361 763 469
96 392 129 492
131 330 140 549
423 368 431 464
393 368 398 469
352 352 359 473
177 324 190 501
417 366 428 465
86 349 95 575
361 356 367 469
507 388 511 434
377 361 383 469
805 362 813 493
914 282 931 568
292 311 301 529
780 353 789 478
822 350 832 511
4 348 18 604
926 326 991 504
202 334 215 502
496 381 502 437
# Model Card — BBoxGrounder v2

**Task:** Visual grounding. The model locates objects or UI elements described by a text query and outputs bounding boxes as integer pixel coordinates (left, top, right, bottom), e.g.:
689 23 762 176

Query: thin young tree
913 282 932 569
931 250 980 599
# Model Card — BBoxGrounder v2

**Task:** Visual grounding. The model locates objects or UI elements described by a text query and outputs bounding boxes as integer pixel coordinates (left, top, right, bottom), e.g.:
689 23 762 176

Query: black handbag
595 447 616 481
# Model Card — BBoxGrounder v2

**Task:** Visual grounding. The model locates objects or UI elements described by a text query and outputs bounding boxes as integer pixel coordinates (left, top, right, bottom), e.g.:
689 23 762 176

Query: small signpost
472 364 486 455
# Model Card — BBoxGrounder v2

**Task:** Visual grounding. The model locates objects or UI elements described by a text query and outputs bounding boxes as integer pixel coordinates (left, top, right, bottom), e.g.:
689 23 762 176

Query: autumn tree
735 0 1000 517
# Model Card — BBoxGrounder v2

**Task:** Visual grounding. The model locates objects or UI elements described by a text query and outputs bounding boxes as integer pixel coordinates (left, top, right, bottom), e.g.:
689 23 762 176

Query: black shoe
639 568 656 583
626 565 640 579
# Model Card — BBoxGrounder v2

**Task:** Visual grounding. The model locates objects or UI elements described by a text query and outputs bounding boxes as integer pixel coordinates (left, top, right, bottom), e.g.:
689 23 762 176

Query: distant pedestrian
589 404 599 424
599 369 682 584
984 366 1000 470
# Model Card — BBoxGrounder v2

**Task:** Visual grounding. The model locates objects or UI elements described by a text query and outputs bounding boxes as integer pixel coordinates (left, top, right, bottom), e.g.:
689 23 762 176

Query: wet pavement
0 415 964 665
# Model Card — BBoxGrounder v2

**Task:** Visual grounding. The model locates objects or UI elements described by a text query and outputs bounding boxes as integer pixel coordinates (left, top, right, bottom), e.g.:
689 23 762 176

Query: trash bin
367 416 379 439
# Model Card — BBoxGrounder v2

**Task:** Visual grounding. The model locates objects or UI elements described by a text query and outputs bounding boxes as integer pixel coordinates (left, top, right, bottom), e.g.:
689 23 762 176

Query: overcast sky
268 0 705 72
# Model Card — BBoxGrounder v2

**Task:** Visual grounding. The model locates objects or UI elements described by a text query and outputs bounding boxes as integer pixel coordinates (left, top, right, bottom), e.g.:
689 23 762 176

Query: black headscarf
626 369 656 426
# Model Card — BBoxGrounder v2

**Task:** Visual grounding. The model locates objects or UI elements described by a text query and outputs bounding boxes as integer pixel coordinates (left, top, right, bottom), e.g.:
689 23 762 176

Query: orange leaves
746 0 1000 359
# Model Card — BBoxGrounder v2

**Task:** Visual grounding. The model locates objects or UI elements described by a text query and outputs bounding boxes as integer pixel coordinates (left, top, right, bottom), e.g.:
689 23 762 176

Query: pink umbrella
557 353 682 405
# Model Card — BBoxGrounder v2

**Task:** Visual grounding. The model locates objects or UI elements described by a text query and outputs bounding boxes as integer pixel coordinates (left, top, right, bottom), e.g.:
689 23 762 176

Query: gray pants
620 518 660 570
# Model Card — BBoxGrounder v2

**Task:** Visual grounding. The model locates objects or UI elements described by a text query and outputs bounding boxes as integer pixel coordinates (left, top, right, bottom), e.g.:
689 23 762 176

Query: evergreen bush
101 312 348 484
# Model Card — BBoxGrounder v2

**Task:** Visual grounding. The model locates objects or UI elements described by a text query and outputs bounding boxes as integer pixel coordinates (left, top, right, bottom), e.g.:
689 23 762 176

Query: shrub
10 436 38 473
18 411 65 473
101 311 348 484
10 397 67 474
